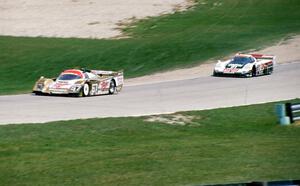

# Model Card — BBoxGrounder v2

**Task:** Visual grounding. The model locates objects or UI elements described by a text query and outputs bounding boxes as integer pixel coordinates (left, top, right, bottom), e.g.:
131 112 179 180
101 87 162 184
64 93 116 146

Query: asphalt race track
0 62 299 124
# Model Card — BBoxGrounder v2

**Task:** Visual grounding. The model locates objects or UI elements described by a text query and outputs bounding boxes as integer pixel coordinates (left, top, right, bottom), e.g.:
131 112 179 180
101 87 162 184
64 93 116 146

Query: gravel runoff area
0 0 193 39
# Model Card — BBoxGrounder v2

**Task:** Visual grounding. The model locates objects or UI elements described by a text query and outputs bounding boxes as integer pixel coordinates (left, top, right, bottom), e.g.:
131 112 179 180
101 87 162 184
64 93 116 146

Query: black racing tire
263 66 273 75
263 68 268 75
108 80 116 95
267 67 273 75
77 83 90 97
33 91 43 96
213 71 218 77
251 66 257 77
83 83 90 97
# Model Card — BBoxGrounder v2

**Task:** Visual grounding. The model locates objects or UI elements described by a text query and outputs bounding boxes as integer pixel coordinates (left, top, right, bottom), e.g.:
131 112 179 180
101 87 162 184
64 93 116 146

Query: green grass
1 100 300 185
1 0 300 94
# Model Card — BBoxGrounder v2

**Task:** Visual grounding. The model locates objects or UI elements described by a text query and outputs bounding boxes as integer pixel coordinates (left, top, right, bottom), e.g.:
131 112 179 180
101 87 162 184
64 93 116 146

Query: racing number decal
91 84 98 95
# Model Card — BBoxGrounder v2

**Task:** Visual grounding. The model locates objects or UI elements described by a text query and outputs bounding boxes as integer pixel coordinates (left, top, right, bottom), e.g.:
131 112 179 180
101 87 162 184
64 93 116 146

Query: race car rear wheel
213 70 219 77
251 66 257 77
264 66 273 75
109 80 116 95
268 67 273 75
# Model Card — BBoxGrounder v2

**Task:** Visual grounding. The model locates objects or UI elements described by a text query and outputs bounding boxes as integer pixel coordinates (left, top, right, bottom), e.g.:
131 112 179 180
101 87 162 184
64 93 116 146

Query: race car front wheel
82 83 90 97
248 66 257 77
33 91 43 96
77 83 90 97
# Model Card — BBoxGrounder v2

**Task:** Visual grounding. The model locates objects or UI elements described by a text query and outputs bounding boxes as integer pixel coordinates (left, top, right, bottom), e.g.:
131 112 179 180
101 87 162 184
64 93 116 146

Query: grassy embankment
1 0 300 94
0 100 300 185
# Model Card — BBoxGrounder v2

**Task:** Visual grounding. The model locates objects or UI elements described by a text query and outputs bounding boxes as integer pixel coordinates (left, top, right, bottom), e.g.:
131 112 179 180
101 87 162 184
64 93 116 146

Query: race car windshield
58 74 82 80
231 57 254 65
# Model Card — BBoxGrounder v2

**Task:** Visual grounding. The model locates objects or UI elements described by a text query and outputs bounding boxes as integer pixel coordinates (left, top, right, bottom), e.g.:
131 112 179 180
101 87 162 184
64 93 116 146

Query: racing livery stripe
62 69 84 78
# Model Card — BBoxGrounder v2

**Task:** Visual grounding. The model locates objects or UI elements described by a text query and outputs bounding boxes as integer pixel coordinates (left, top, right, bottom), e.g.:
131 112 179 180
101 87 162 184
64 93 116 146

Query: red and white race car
213 53 275 77
33 68 123 97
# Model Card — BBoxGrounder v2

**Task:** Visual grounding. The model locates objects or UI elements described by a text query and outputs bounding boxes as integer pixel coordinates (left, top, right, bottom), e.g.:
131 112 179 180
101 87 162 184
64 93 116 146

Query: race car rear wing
250 53 276 64
250 54 276 60
91 70 123 77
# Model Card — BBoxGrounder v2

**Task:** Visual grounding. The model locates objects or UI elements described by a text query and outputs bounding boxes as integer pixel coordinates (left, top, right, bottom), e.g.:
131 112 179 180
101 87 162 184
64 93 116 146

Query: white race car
33 68 124 97
213 53 275 77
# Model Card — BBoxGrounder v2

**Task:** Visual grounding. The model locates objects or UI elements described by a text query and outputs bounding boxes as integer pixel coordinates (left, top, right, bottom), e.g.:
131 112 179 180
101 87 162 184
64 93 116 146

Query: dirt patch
145 114 200 126
258 35 300 64
0 0 194 39
293 121 300 126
